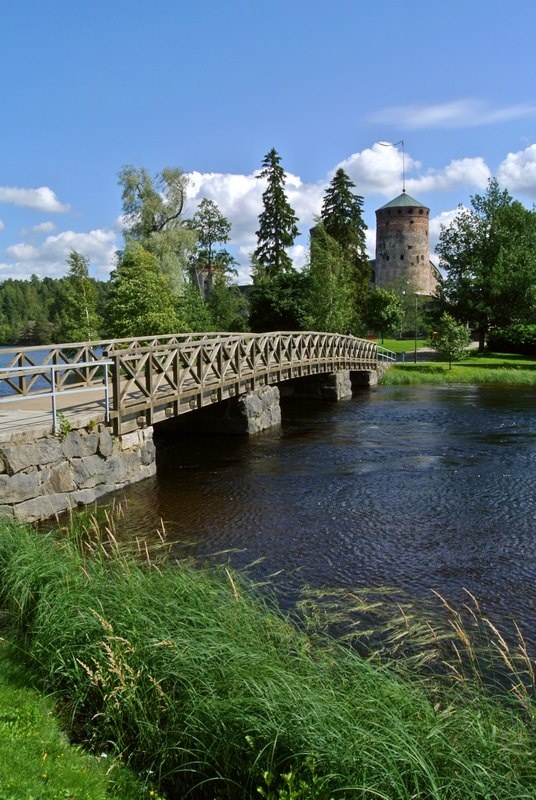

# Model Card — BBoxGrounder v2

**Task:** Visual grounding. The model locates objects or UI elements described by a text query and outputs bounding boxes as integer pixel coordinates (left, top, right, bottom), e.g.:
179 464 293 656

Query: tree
254 149 299 277
306 223 355 332
321 168 368 256
307 169 371 333
362 288 403 343
207 273 249 331
105 243 182 338
187 198 236 296
58 250 101 342
249 269 309 332
175 281 215 332
118 165 196 293
437 178 536 350
428 313 471 368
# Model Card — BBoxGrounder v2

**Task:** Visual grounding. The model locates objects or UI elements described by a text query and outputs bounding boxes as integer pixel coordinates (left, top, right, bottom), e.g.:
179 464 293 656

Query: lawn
0 640 145 799
380 346 536 385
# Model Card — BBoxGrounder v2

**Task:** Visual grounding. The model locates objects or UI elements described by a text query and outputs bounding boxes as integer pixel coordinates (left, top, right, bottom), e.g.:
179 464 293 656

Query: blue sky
1 0 535 283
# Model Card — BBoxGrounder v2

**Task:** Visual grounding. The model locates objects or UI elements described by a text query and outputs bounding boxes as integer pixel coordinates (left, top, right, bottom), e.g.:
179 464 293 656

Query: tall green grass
0 517 534 799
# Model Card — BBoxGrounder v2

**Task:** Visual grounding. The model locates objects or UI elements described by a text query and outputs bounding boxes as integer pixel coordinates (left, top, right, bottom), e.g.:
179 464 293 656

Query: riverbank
381 351 536 385
0 516 534 799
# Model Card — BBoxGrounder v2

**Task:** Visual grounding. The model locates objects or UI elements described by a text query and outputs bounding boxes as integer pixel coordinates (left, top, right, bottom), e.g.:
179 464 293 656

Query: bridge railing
1 332 382 435
105 331 379 433
0 333 216 396
377 346 396 362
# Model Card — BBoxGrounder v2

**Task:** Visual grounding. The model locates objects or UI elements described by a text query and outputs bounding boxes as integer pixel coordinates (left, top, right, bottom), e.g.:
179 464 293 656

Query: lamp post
414 291 427 363
377 139 406 193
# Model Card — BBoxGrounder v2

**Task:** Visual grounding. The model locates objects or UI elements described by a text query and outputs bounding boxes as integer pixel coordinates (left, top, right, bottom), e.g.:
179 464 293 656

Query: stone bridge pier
155 368 378 438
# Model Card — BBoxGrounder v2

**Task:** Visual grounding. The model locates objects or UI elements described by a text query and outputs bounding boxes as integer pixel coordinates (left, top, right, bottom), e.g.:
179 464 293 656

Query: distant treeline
0 275 110 346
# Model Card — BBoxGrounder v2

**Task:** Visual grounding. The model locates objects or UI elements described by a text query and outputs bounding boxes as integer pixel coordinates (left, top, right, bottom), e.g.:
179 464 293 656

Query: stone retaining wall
0 424 155 523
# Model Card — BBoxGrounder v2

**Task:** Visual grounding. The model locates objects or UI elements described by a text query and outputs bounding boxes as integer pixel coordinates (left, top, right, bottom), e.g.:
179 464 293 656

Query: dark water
100 384 536 646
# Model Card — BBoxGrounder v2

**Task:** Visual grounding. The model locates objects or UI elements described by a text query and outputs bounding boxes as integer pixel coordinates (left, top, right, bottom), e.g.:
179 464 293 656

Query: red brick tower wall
375 203 437 294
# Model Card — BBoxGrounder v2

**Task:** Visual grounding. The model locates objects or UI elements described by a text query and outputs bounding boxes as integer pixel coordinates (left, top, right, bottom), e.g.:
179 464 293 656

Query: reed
0 517 534 799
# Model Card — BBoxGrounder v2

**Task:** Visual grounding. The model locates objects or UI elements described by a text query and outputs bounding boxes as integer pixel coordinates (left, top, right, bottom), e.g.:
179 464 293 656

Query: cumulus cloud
0 228 118 280
428 208 467 261
368 99 536 130
336 143 418 196
407 157 491 194
185 169 324 280
497 144 536 198
31 221 56 234
0 186 69 212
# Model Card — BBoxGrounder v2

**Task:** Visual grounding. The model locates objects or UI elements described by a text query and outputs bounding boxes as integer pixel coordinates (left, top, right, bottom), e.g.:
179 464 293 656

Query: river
79 384 536 647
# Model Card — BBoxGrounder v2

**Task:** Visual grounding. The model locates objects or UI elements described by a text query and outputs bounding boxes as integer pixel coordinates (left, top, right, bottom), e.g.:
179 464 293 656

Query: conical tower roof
378 191 428 211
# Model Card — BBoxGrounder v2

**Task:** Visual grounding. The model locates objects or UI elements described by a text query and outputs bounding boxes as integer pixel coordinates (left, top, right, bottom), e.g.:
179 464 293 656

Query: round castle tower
374 191 438 295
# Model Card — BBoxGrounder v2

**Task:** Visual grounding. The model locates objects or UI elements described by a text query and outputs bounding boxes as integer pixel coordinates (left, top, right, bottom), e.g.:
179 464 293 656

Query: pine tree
254 149 299 277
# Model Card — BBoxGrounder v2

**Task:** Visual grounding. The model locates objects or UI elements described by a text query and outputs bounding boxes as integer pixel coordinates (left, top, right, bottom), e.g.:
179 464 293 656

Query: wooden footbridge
0 332 394 439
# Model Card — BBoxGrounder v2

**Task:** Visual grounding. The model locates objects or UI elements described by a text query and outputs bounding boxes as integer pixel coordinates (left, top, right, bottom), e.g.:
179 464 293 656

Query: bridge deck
0 390 107 443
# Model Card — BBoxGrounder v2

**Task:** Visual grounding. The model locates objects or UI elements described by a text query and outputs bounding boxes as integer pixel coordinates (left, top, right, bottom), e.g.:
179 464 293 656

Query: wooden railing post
111 353 122 436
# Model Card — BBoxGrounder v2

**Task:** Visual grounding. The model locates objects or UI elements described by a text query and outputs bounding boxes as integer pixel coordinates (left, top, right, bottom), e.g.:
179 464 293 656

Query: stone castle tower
374 191 440 295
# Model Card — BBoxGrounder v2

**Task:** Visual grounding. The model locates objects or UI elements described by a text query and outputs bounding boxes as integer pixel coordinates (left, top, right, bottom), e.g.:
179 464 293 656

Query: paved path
0 390 107 444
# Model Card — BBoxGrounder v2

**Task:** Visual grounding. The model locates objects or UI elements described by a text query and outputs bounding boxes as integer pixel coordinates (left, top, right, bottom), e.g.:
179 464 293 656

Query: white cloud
0 219 4 231
336 146 490 198
0 228 118 280
368 99 536 130
289 244 308 272
0 186 70 212
186 171 264 243
31 221 56 234
428 208 467 261
336 143 418 196
407 157 491 194
185 169 324 281
497 144 536 198
6 243 39 260
365 228 376 260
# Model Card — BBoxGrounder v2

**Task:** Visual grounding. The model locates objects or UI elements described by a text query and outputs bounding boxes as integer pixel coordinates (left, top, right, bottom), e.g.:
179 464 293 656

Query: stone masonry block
1 438 63 474
0 472 40 504
40 462 77 495
62 430 100 459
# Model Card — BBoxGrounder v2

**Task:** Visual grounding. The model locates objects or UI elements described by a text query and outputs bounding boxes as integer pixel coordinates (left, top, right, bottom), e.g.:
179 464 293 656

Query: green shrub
488 323 536 355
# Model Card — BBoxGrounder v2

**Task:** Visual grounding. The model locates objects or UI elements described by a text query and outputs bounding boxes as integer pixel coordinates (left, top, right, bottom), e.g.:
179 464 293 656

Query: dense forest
0 274 110 346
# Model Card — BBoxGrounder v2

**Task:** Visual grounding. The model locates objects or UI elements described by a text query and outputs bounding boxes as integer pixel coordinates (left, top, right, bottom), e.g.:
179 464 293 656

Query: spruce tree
321 168 367 257
254 149 299 277
308 168 371 333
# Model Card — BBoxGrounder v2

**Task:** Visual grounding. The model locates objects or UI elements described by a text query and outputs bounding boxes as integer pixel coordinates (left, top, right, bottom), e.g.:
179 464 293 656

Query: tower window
419 209 423 215
400 254 404 260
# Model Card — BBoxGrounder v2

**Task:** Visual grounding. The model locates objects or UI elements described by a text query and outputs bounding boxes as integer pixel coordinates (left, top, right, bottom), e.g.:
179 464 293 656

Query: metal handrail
377 346 396 362
0 361 112 433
